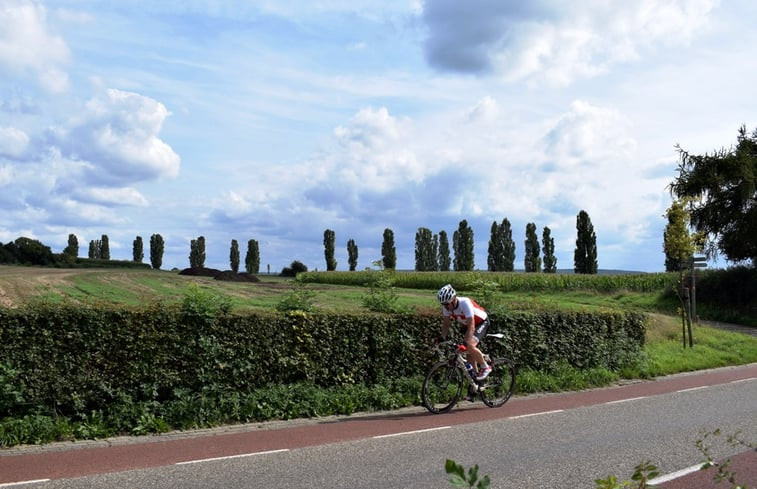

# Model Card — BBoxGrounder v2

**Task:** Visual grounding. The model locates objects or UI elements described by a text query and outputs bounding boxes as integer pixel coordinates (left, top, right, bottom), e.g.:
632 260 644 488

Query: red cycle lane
1 363 756 486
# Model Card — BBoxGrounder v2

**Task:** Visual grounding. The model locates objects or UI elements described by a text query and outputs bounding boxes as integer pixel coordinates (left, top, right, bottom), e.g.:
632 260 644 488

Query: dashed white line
373 426 451 439
647 463 705 485
605 396 647 405
730 377 755 384
0 480 51 488
508 409 564 419
175 448 289 465
676 386 709 393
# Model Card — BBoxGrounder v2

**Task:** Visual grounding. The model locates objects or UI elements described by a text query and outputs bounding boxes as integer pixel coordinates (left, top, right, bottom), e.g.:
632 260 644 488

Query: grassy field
0 265 681 314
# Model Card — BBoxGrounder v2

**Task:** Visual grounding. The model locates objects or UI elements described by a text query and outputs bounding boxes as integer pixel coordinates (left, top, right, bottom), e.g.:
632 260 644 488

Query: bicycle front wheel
421 361 464 414
480 357 516 408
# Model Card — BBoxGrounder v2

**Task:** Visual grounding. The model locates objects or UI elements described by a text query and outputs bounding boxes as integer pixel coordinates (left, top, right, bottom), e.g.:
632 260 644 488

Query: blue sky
1 0 755 273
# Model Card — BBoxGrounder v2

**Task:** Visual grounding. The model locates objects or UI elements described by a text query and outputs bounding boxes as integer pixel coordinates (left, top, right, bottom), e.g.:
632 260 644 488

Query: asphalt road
1 364 755 489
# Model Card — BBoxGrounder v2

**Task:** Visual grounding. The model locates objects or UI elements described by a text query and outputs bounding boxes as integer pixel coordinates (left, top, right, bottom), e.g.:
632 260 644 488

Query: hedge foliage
298 270 676 293
0 301 645 423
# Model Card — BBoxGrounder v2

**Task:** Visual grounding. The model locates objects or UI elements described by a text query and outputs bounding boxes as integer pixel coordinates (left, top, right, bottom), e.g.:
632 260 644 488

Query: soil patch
178 267 260 282
214 271 260 283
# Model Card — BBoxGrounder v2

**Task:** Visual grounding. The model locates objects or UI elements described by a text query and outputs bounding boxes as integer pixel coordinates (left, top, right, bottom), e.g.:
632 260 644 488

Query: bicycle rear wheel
421 361 464 414
480 357 515 408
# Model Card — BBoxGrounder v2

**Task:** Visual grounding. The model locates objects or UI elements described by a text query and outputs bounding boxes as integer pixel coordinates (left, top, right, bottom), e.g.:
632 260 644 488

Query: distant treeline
0 237 150 269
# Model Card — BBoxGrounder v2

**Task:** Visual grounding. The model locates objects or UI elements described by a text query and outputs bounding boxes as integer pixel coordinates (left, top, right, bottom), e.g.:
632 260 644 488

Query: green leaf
445 459 465 479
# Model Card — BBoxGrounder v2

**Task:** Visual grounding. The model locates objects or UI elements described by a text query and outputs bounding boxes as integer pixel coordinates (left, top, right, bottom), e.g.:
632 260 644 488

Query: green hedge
299 270 675 293
0 303 645 423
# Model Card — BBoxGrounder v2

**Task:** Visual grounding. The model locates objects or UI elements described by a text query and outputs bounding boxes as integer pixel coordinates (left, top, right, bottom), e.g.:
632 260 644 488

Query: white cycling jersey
442 296 488 326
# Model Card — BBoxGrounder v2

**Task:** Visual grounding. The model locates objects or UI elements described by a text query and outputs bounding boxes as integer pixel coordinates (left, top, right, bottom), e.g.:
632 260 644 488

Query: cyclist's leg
469 320 490 371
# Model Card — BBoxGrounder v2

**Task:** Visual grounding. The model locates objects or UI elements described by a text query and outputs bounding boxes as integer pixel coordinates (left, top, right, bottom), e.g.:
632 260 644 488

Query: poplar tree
524 222 541 272
542 226 557 273
574 210 598 274
133 236 144 262
415 227 436 271
347 239 358 271
381 228 397 270
499 218 516 271
323 229 337 271
63 234 78 257
453 219 474 271
245 239 260 274
487 221 502 271
230 239 240 272
150 234 164 270
438 230 451 271
100 235 110 260
88 240 100 259
190 236 206 268
487 218 515 271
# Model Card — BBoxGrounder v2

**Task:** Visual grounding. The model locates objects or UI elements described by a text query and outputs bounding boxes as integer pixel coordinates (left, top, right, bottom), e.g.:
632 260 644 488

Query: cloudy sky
1 0 755 273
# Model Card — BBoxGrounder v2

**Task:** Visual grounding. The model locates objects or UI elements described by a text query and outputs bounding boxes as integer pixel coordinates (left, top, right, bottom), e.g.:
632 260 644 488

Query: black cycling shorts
465 319 489 346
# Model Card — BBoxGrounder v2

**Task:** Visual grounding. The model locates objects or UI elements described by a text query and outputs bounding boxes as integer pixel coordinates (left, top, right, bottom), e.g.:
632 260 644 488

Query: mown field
0 265 681 315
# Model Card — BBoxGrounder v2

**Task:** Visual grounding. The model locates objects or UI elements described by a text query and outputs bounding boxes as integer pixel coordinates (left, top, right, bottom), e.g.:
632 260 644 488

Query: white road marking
0 480 51 488
729 377 755 383
373 426 451 439
509 409 564 419
605 396 647 405
647 463 705 485
676 386 708 393
175 448 289 465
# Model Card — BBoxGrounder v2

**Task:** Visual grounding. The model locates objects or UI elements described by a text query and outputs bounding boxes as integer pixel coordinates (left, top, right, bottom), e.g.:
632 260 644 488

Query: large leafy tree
323 229 337 271
230 239 240 272
245 239 260 274
133 236 144 263
381 228 396 270
524 222 541 272
574 210 598 274
453 220 475 271
669 125 757 265
150 234 164 270
347 239 358 271
415 227 436 271
542 226 557 273
437 230 451 271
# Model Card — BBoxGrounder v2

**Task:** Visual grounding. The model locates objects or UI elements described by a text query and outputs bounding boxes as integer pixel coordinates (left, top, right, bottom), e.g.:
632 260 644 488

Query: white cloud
72 187 149 207
51 89 180 185
0 0 71 92
0 126 29 158
423 0 717 85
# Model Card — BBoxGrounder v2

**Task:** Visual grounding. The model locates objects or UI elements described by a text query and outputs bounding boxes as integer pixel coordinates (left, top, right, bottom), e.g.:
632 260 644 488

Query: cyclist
436 284 492 381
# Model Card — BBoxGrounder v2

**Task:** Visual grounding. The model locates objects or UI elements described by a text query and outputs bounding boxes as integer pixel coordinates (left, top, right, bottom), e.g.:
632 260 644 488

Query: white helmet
437 284 456 304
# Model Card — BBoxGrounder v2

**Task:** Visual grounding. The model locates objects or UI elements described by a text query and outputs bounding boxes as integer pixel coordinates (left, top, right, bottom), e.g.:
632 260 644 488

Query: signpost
678 256 707 348
691 256 707 327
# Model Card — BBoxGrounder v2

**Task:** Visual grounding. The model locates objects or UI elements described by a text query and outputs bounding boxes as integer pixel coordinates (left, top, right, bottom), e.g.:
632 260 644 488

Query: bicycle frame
434 333 504 393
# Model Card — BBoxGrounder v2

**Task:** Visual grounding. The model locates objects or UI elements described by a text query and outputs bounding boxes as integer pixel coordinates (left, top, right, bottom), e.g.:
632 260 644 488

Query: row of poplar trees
322 210 598 274
65 233 166 270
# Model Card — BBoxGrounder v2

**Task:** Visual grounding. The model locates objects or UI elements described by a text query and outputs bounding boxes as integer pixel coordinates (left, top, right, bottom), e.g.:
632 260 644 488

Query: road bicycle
421 333 516 414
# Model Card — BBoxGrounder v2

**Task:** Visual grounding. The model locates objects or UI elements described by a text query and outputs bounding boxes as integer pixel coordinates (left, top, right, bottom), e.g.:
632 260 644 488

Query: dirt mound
214 271 260 282
178 267 222 277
